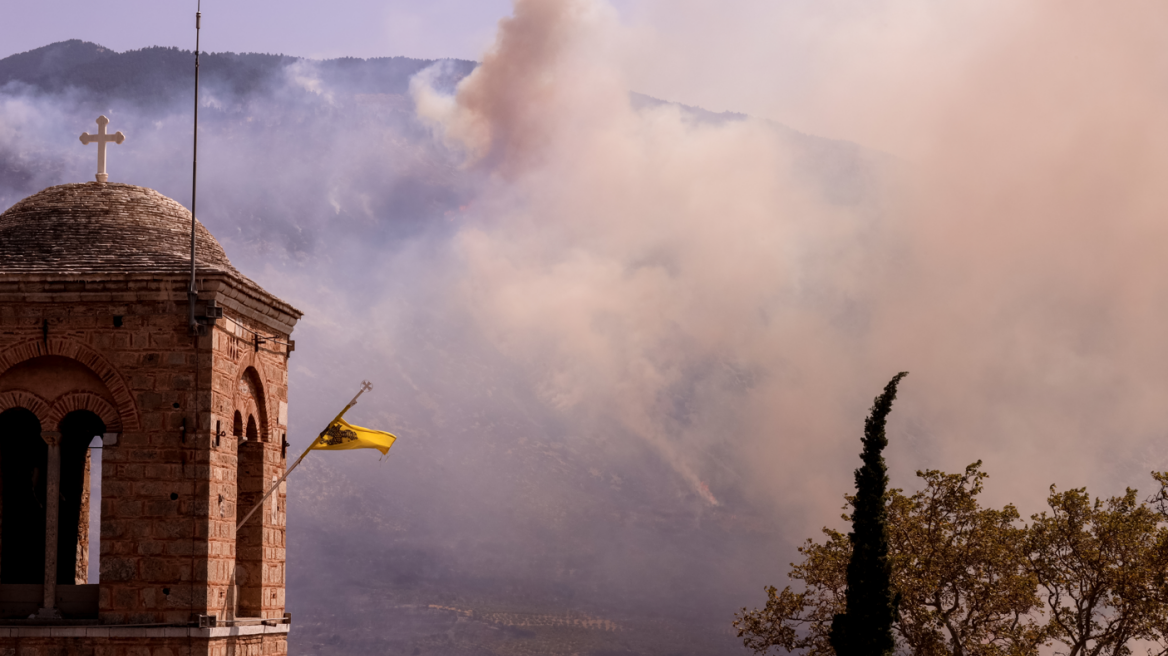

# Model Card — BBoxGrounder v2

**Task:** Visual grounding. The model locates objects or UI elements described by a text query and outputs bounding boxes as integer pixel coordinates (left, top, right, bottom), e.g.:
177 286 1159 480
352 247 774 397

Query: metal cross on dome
79 115 126 183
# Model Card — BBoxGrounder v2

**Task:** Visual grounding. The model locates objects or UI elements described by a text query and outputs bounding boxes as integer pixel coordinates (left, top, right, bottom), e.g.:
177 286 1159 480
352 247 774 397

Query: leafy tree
830 372 907 656
734 463 1043 656
735 378 1168 656
733 526 849 656
1027 486 1168 656
892 464 1044 656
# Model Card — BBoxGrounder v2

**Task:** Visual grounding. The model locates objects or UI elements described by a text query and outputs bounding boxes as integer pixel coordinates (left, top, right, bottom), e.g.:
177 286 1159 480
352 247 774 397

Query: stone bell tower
0 120 301 654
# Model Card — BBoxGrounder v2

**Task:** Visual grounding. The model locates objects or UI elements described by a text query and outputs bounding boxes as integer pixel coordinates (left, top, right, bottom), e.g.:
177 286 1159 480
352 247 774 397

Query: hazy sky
5 0 512 62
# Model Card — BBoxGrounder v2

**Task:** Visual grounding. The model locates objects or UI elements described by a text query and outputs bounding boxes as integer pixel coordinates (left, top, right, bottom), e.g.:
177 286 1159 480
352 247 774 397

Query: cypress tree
830 372 907 656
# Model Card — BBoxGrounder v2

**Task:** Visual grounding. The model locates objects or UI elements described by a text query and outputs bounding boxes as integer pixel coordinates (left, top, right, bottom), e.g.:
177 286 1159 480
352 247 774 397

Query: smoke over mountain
4 0 1168 653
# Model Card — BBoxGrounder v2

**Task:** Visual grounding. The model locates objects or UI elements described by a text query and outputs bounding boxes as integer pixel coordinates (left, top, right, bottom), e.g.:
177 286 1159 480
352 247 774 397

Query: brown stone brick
136 541 165 556
140 559 190 582
143 499 179 517
102 519 144 541
115 499 145 517
134 481 177 497
112 585 138 609
101 558 138 582
116 463 146 478
0 183 298 645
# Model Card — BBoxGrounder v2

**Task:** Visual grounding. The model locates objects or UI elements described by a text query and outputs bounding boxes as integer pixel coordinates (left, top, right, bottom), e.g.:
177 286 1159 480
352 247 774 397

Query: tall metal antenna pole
188 0 202 335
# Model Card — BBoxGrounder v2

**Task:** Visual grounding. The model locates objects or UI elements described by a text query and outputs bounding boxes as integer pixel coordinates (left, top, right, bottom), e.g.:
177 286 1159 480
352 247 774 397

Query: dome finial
79 115 126 183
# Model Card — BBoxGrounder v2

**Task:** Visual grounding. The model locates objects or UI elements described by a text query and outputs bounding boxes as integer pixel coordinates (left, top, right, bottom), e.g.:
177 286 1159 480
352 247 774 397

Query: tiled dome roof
0 182 240 277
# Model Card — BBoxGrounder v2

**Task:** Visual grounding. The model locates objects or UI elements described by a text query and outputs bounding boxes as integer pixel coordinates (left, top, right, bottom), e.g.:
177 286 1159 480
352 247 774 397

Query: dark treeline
0 40 476 108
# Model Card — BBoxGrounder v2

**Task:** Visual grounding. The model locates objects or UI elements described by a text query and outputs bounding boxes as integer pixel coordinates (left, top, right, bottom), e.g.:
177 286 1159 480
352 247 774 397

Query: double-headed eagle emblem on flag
319 422 359 446
310 417 397 455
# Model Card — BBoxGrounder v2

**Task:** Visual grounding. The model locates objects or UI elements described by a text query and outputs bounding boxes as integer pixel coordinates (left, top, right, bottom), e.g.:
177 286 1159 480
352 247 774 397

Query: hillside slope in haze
0 41 889 656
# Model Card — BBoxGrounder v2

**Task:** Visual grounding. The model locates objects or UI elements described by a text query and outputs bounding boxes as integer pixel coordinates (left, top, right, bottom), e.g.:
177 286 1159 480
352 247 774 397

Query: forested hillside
0 39 474 106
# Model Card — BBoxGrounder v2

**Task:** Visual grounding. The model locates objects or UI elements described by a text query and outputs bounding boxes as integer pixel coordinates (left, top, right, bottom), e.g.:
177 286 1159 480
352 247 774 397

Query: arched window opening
246 415 258 442
0 408 46 584
235 426 265 617
233 411 243 439
58 411 105 586
238 368 268 443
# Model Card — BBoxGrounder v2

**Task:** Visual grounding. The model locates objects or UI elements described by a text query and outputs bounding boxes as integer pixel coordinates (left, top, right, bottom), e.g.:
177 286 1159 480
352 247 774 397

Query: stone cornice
0 272 302 335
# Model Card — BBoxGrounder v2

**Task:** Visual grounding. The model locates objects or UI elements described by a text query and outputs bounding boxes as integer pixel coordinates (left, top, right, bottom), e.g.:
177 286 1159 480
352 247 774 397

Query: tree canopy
734 464 1168 656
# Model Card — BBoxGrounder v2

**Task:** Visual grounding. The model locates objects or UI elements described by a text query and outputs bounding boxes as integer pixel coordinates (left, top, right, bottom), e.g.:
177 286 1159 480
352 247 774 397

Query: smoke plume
4 0 1168 652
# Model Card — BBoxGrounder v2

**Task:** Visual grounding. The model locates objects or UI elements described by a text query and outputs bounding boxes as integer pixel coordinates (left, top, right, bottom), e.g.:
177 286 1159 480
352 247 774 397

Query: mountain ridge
0 39 477 108
0 40 885 217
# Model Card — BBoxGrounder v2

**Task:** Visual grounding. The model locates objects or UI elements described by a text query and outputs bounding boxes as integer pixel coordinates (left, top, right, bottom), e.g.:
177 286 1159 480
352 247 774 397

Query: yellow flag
310 418 396 455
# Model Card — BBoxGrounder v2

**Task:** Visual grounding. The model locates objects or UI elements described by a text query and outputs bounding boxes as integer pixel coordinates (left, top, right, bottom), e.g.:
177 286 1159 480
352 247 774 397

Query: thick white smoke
410 0 1168 526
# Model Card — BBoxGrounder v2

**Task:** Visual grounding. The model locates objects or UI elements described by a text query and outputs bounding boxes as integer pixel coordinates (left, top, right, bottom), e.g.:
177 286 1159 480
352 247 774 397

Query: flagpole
188 0 202 336
235 381 373 532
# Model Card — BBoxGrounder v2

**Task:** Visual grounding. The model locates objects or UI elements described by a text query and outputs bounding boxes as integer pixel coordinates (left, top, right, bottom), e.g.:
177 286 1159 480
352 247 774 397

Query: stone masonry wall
0 280 200 624
0 628 288 656
0 277 293 627
207 310 290 621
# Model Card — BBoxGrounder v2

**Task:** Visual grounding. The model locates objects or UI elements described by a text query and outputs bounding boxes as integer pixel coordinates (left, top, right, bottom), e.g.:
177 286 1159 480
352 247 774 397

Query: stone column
76 450 90 584
39 430 61 618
